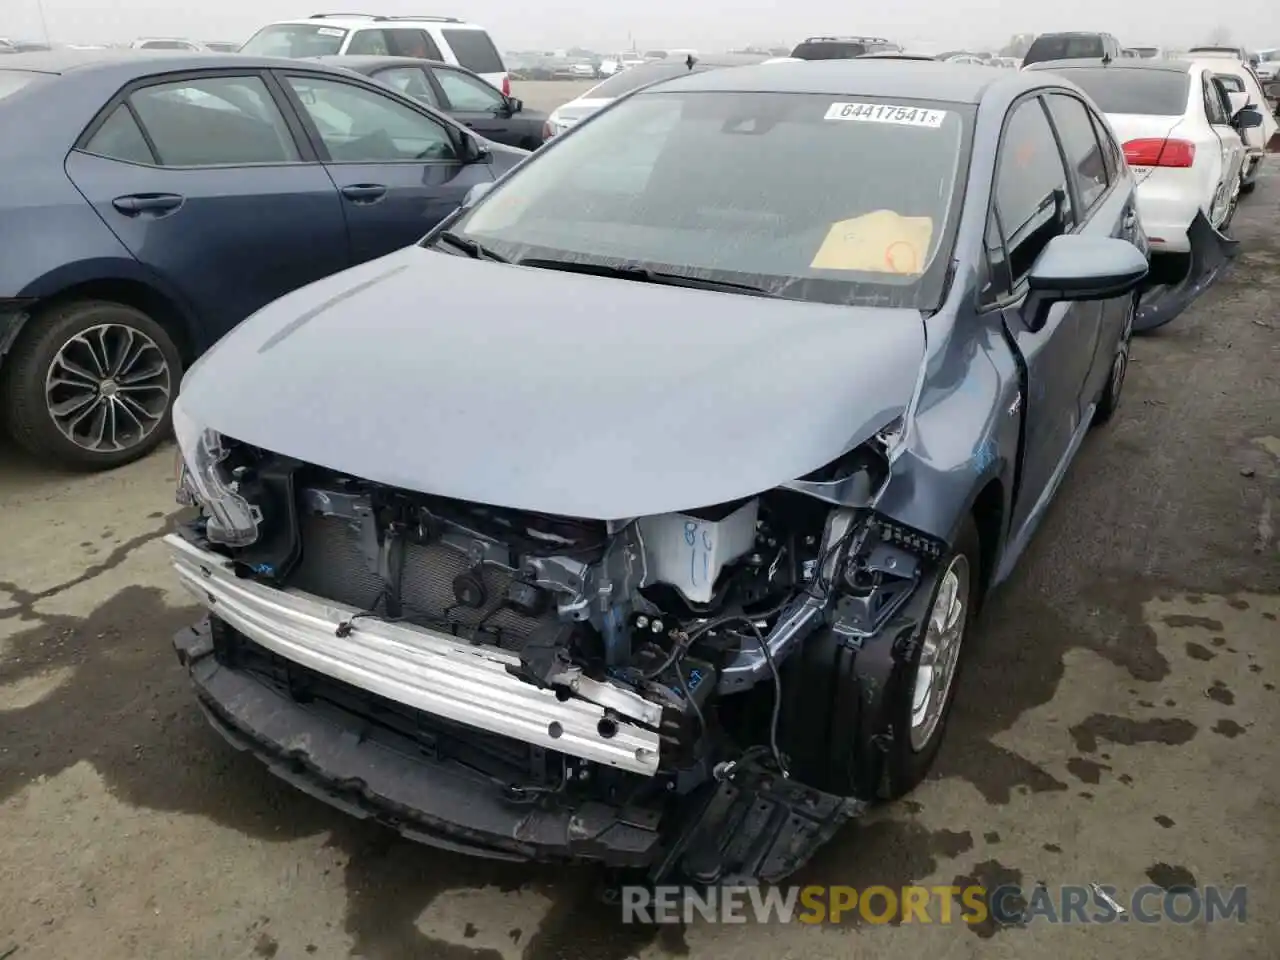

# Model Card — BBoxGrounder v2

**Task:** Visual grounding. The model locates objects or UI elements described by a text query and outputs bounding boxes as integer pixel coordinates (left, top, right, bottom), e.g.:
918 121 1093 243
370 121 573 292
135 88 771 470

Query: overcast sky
5 0 1275 53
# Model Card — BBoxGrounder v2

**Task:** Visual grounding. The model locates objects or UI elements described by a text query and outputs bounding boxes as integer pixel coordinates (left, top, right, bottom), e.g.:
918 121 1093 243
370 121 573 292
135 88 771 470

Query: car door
428 65 518 145
278 72 496 264
1209 76 1248 178
1043 91 1137 405
983 95 1100 536
65 71 350 343
1200 71 1244 220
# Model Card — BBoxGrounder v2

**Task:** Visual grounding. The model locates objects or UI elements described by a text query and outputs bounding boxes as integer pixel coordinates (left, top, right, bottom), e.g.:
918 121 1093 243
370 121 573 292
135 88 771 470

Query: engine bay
181 436 948 781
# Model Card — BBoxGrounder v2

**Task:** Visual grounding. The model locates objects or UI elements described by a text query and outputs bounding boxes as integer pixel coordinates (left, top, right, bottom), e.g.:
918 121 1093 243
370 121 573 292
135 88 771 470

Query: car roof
0 48 346 75
1024 57 1193 74
859 52 938 61
647 58 1026 104
1033 31 1112 38
267 15 485 29
312 54 449 71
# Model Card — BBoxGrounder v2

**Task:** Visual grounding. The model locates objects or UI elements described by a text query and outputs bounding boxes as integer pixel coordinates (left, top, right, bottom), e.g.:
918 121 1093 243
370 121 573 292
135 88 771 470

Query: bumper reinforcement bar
165 534 662 775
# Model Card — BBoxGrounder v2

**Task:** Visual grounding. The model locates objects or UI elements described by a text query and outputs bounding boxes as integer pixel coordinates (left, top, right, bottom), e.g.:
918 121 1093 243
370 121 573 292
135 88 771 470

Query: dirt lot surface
1 96 1278 957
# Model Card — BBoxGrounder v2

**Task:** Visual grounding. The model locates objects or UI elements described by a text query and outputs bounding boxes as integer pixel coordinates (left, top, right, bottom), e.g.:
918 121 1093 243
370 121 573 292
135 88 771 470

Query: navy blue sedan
0 50 524 468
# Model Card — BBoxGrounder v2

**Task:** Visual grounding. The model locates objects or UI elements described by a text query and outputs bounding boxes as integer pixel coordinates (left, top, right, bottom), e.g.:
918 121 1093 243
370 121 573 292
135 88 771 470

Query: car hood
179 247 926 520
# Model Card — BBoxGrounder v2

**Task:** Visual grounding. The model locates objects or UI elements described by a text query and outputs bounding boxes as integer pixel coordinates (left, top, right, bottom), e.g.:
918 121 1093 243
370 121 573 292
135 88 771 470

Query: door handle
112 194 183 216
340 184 388 203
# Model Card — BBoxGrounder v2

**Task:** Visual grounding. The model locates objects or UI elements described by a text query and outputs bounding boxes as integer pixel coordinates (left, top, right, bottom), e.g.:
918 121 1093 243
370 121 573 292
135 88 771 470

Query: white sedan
1027 58 1251 252
1195 57 1279 192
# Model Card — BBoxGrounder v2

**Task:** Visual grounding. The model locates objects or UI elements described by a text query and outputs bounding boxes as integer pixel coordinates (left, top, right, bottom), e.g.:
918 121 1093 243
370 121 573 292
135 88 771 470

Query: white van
240 14 510 94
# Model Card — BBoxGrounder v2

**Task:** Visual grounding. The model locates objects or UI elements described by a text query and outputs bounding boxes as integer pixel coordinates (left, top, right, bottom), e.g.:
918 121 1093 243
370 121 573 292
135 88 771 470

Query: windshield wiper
434 231 509 262
516 258 777 297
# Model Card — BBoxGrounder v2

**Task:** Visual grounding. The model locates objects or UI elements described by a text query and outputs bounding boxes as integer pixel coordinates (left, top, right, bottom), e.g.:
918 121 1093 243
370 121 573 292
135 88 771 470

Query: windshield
239 24 347 57
0 70 45 101
1025 35 1106 64
443 90 972 310
1052 67 1190 115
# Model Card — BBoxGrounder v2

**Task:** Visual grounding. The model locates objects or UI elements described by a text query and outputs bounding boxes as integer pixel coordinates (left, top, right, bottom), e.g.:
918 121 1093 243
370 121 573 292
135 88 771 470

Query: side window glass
373 67 440 107
1202 75 1226 124
286 75 458 162
1211 77 1233 118
384 29 442 60
1089 109 1120 184
346 30 390 55
994 97 1073 285
129 75 299 166
982 206 1012 304
83 104 155 165
1045 94 1107 213
434 68 504 111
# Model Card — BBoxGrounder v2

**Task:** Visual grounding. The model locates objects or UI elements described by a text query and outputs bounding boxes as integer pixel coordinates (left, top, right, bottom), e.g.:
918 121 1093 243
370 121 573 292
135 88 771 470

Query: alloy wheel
909 554 971 752
44 322 173 454
1112 301 1134 400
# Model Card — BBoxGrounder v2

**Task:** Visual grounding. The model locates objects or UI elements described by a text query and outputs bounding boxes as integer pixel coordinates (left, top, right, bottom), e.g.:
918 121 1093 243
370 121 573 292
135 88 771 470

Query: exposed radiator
287 514 552 650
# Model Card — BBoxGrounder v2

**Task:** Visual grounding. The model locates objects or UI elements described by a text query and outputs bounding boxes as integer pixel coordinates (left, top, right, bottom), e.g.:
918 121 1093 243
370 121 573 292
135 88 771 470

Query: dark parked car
166 60 1149 884
788 35 902 59
315 55 549 150
0 50 525 468
1022 32 1124 67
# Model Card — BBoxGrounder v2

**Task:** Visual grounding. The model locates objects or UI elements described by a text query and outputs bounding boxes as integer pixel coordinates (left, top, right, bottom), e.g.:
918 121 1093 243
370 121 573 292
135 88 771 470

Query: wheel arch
13 265 201 367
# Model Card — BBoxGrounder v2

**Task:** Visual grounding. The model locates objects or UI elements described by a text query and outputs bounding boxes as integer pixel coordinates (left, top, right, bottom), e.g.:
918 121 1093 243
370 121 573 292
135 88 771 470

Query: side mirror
462 182 494 208
1024 235 1148 329
459 131 492 164
507 96 524 113
1234 107 1264 128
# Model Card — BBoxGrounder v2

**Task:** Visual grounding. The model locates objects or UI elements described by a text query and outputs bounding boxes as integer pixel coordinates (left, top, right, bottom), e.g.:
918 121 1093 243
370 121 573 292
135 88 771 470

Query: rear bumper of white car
1132 168 1201 253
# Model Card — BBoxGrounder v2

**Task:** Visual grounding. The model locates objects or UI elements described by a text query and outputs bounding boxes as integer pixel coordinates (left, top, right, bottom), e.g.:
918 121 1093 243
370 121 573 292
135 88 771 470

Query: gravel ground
0 90 1277 958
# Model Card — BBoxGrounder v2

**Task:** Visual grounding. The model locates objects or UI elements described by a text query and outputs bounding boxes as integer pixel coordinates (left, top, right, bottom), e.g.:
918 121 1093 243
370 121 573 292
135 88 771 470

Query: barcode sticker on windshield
316 27 345 36
824 102 947 127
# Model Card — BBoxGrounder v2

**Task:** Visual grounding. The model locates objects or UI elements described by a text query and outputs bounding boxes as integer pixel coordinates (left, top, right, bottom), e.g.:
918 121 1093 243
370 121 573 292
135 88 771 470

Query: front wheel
1093 295 1134 425
1 299 181 469
878 518 979 799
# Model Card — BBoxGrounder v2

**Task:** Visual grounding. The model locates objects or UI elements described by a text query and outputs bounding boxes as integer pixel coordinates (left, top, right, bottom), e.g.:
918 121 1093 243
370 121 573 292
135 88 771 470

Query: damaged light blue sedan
165 60 1149 885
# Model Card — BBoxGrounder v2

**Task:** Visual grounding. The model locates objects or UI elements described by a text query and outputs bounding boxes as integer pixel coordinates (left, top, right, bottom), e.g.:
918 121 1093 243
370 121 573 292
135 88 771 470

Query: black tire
1240 178 1257 195
778 517 981 800
1 299 181 470
1093 294 1134 426
876 517 980 799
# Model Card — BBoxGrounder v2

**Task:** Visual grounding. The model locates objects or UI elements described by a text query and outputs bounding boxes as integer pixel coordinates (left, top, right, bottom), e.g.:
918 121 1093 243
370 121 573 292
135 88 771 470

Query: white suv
240 14 510 93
